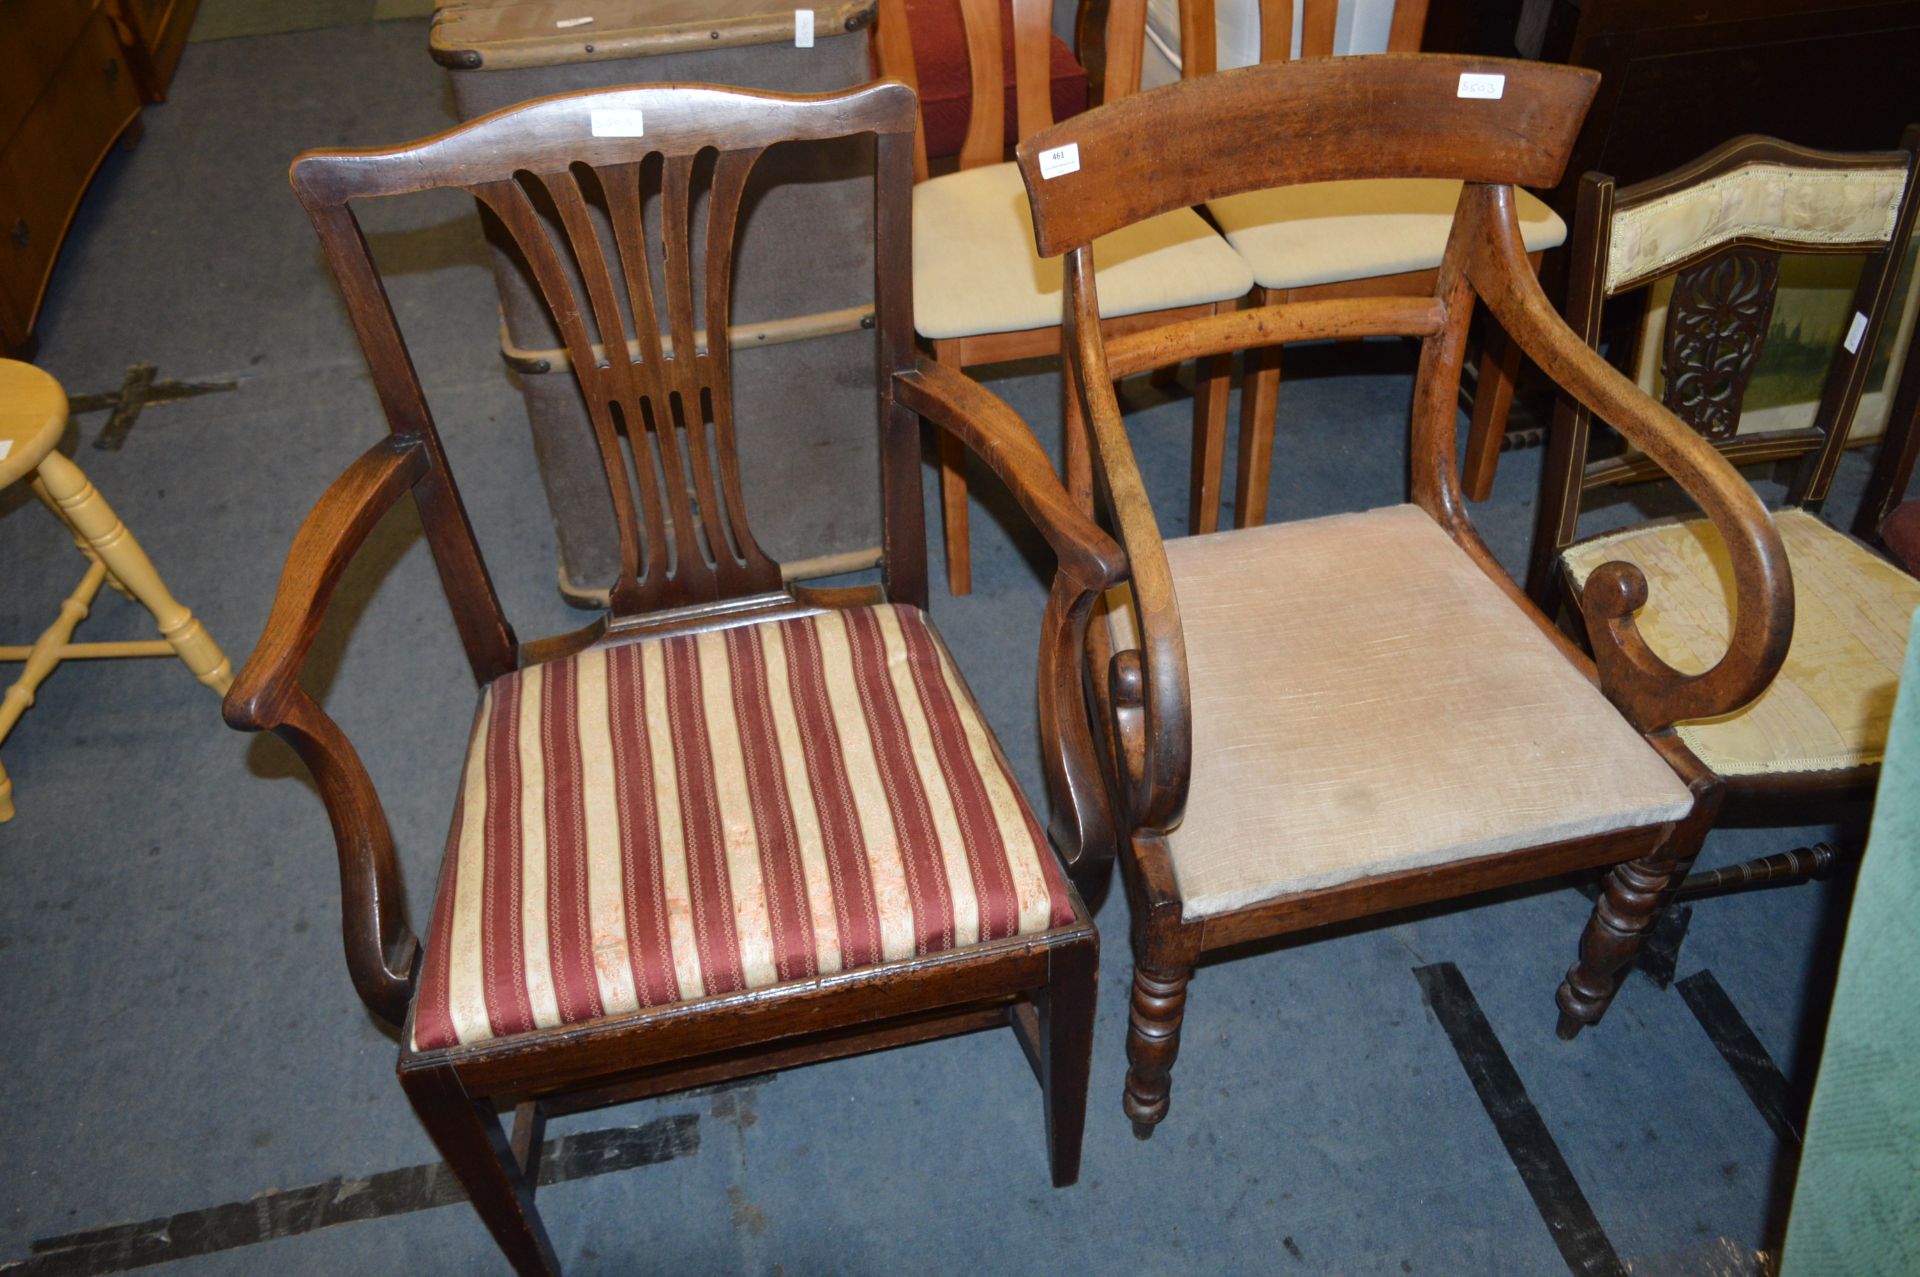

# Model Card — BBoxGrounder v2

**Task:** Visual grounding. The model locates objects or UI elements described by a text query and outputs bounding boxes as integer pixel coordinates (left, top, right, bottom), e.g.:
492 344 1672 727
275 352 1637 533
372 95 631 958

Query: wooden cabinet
0 0 196 356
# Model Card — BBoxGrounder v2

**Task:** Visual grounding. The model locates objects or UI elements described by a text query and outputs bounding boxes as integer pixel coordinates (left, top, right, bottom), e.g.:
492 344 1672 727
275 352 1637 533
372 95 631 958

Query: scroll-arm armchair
894 357 1130 882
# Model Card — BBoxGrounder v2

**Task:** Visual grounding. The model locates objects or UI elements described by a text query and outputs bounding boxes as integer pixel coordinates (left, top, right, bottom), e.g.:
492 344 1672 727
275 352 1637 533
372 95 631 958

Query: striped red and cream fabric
411 603 1076 1051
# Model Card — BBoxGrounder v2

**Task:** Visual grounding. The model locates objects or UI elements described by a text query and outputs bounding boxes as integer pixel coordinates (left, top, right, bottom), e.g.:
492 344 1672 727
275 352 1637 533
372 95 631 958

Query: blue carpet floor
1 18 1911 1276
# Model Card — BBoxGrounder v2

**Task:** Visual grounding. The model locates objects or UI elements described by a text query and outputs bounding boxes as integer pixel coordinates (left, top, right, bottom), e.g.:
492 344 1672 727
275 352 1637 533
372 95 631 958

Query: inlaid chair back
1527 131 1920 599
291 84 921 622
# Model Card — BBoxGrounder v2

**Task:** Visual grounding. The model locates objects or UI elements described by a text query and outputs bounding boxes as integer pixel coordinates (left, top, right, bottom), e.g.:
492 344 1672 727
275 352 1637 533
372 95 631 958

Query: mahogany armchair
1012 55 1796 1136
223 82 1119 1274
1525 132 1920 1025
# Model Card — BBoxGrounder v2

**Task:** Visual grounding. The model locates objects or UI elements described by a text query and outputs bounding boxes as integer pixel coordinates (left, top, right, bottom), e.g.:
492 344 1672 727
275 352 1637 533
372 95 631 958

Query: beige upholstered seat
1563 509 1920 776
1208 178 1567 290
913 161 1255 340
1107 505 1694 919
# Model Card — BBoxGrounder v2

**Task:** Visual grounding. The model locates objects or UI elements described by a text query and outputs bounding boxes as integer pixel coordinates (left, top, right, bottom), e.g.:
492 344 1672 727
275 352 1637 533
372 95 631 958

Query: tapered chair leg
1189 353 1231 534
932 340 972 596
1461 325 1522 502
34 453 232 693
1039 933 1098 1186
1234 339 1281 529
1556 798 1718 1039
399 1065 560 1277
1123 960 1193 1139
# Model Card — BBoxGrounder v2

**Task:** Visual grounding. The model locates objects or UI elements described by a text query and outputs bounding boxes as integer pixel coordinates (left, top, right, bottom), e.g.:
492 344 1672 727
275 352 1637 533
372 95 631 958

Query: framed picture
1632 240 1920 445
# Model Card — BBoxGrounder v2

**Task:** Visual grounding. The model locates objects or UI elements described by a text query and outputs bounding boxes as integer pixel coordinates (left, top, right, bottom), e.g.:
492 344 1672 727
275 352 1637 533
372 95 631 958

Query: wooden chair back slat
1300 0 1336 58
291 83 920 619
1257 0 1290 63
945 0 1062 170
1016 55 1597 257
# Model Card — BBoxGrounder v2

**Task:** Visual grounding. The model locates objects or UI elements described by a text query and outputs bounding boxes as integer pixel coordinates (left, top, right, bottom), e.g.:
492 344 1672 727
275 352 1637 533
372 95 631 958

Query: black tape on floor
1676 970 1802 1147
5 1114 699 1277
1414 962 1626 1277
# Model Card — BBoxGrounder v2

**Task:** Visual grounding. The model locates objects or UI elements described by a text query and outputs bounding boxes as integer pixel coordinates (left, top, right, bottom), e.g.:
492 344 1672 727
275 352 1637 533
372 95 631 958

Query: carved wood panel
1659 245 1781 440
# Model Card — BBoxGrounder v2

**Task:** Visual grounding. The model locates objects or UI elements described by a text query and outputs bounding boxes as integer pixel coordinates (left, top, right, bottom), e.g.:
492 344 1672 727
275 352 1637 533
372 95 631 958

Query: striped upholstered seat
411 604 1076 1051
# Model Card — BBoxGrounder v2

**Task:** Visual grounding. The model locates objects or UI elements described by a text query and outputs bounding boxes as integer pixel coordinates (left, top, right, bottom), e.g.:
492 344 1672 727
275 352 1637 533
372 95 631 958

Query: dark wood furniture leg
399 1063 560 1277
1555 788 1722 1039
1123 958 1194 1139
1039 931 1100 1186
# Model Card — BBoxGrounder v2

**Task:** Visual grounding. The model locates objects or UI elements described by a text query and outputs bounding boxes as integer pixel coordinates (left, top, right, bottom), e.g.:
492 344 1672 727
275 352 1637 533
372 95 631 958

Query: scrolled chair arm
1461 183 1795 735
1055 255 1194 842
892 360 1128 880
223 433 431 1027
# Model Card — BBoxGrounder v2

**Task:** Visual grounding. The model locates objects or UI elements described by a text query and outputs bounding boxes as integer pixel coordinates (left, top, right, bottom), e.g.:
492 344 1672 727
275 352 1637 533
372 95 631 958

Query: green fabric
1782 603 1920 1276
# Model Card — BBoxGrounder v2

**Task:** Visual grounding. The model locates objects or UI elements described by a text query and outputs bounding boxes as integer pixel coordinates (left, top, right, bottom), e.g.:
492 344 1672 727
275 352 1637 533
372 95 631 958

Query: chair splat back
1578 132 1920 500
291 83 920 619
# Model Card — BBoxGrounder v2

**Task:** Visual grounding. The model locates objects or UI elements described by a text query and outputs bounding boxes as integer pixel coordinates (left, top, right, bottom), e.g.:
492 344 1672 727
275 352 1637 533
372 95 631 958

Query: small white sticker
1844 310 1870 353
554 15 593 27
0 439 12 461
794 8 814 46
590 108 645 138
1457 72 1506 100
1038 142 1081 180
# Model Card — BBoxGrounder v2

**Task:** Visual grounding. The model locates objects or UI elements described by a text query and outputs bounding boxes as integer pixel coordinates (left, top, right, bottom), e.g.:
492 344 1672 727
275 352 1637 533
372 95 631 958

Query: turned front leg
1556 804 1715 1038
34 452 232 693
1124 961 1193 1138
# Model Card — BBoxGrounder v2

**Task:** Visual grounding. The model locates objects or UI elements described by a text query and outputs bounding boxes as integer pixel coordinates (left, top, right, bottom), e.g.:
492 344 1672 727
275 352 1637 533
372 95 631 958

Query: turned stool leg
1556 798 1717 1039
34 451 232 694
1124 960 1193 1139
0 560 111 822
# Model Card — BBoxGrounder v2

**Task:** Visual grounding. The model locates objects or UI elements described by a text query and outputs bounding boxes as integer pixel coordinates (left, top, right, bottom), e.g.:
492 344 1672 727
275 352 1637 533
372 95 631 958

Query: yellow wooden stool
0 359 231 822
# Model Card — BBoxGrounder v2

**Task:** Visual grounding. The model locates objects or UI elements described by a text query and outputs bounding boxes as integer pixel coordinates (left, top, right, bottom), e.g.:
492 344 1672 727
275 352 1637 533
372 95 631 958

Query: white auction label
1457 72 1506 99
590 108 645 138
795 8 814 46
0 440 12 461
1038 142 1081 180
554 15 593 27
1844 310 1869 353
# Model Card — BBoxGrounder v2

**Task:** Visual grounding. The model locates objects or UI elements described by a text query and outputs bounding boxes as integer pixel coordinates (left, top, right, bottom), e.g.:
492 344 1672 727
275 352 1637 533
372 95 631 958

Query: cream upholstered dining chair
1011 54 1798 1135
876 0 1253 591
1524 132 1920 1033
1089 0 1568 527
1 359 231 821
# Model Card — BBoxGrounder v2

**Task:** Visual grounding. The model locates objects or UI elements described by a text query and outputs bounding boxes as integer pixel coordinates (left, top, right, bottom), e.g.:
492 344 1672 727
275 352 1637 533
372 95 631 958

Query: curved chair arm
223 434 430 1027
1462 183 1795 734
892 360 1128 879
1058 253 1193 839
